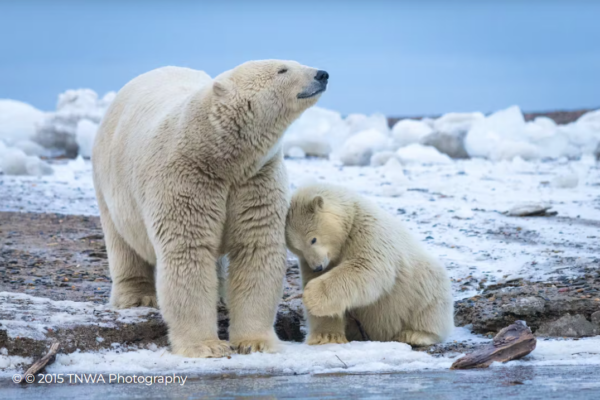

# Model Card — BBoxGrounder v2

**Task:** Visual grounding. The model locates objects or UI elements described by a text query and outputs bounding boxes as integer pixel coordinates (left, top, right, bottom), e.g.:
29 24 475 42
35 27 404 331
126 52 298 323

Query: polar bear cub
285 184 454 346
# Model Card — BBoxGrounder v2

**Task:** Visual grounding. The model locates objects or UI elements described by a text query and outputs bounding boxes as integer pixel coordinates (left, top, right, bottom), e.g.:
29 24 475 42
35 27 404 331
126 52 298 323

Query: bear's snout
315 70 329 83
314 265 323 272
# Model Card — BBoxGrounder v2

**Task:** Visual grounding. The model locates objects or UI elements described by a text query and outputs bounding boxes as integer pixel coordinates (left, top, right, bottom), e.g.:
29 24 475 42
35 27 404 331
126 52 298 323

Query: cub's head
286 187 348 273
211 60 328 125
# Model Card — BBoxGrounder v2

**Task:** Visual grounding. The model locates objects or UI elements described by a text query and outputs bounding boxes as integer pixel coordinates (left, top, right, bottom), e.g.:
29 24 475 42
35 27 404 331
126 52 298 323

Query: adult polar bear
92 60 328 357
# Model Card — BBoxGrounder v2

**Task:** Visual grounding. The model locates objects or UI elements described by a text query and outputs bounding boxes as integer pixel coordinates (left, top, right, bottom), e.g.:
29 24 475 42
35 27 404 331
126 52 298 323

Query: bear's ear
213 80 233 97
309 196 324 213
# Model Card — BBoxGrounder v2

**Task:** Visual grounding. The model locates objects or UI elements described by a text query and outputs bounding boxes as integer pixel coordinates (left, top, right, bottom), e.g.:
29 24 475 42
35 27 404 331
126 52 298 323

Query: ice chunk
76 119 99 159
423 112 484 159
453 207 474 219
396 144 452 165
551 173 579 189
465 105 599 160
35 89 114 157
391 119 433 149
285 146 306 159
421 132 469 159
433 112 485 136
0 147 28 175
0 145 53 176
0 99 44 145
345 113 390 136
370 150 399 167
25 155 53 176
491 140 540 161
465 106 525 159
559 109 600 155
283 139 330 158
12 140 45 156
379 157 408 197
283 107 350 157
339 129 391 166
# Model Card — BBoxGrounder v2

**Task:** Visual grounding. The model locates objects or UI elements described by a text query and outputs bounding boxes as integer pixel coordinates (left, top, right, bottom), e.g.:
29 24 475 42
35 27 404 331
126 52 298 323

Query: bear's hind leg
99 197 157 309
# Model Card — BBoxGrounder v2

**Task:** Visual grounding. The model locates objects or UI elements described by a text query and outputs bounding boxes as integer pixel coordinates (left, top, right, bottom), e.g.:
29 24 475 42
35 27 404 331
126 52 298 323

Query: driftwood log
451 321 536 369
21 342 60 383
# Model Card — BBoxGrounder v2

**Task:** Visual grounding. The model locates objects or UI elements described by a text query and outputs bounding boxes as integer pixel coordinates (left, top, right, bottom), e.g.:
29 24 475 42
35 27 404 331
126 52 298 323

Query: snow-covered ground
1 155 599 376
1 90 599 377
1 323 599 377
2 155 598 292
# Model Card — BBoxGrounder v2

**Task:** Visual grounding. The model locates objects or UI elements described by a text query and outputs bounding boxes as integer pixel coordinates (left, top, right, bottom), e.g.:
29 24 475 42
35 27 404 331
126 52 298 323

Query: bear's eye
311 238 317 245
278 68 288 74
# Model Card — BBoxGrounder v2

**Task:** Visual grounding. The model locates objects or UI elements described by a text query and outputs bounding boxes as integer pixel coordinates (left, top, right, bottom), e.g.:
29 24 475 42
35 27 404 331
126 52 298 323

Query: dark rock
455 272 600 337
592 311 600 325
536 314 599 337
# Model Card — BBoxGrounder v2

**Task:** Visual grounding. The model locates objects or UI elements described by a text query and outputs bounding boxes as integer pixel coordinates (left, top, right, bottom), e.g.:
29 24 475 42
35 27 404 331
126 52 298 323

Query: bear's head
211 60 328 129
286 188 348 273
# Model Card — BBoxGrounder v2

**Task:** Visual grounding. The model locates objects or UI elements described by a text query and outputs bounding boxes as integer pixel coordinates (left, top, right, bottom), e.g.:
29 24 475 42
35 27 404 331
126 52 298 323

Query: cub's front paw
230 337 280 355
303 279 344 317
307 332 349 345
171 339 232 358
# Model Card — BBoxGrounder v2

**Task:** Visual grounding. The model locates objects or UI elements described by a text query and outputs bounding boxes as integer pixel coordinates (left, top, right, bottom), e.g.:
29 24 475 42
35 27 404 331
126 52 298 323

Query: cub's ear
213 80 233 97
309 196 324 212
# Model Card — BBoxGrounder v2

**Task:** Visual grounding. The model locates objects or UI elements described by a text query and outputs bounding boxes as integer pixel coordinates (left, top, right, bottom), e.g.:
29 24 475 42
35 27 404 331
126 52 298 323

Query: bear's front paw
171 339 232 358
303 279 345 317
111 292 158 309
307 332 349 345
394 331 441 346
230 338 280 355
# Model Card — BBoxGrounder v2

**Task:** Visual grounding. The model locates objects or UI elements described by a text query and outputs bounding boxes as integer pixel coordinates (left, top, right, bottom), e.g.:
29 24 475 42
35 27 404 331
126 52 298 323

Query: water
3 366 600 399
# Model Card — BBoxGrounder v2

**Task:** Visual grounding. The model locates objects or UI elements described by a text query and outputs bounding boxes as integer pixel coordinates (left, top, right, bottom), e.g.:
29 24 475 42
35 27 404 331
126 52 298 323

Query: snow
391 119 434 148
396 144 453 165
0 292 157 340
1 317 598 377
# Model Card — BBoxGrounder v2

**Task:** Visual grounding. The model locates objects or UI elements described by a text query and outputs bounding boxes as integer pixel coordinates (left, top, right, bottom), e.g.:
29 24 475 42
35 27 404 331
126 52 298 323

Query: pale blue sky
1 0 599 116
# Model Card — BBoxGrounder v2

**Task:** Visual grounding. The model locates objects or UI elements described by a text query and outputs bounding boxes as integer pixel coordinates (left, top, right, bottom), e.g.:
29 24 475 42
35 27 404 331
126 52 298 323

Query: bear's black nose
314 265 323 272
315 70 329 82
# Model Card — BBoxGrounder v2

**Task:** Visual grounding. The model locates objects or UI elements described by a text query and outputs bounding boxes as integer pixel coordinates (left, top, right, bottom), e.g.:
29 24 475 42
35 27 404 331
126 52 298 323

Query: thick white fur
92 60 324 357
286 184 454 346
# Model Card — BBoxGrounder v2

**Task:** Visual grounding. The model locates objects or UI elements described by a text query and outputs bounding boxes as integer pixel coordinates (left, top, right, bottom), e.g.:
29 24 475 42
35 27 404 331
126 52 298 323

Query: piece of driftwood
451 321 536 370
21 342 60 383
